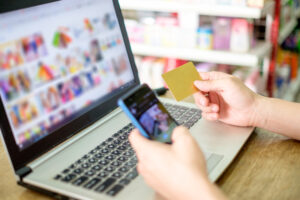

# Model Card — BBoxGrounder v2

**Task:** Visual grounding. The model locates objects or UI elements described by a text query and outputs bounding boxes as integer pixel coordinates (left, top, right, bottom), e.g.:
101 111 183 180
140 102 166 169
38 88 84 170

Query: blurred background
119 0 300 102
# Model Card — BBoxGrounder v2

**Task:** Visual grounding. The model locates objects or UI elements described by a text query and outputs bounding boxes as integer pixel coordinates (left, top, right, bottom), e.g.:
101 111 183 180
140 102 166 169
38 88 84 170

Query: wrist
186 173 226 200
251 95 269 128
194 177 227 200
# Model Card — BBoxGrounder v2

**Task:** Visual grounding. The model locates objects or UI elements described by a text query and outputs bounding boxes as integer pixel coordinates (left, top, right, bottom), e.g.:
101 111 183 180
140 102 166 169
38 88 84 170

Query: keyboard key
74 168 83 174
62 169 69 174
119 178 130 185
123 151 134 157
123 141 131 146
124 160 136 167
69 164 76 169
183 122 193 129
107 144 116 149
106 137 114 142
113 139 122 145
118 156 128 162
119 166 130 173
85 171 95 176
76 159 83 164
113 132 120 137
62 174 76 182
100 148 110 154
105 155 116 161
73 176 88 186
100 141 107 146
92 165 102 171
98 171 108 178
95 153 103 159
126 171 138 180
90 149 98 154
88 158 97 164
95 178 116 192
84 178 101 189
99 160 109 166
112 172 122 178
119 135 127 140
130 157 138 163
111 150 121 156
104 166 115 172
106 185 124 196
117 146 127 151
54 174 62 180
81 163 91 169
111 161 121 167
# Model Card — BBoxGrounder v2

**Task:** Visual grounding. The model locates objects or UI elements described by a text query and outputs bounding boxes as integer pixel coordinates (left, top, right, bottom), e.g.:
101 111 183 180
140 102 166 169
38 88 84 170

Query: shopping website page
0 0 134 150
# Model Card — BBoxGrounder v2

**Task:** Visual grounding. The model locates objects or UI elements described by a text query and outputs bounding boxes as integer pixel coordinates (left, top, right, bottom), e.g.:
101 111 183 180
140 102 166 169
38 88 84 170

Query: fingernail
213 106 218 112
194 81 200 86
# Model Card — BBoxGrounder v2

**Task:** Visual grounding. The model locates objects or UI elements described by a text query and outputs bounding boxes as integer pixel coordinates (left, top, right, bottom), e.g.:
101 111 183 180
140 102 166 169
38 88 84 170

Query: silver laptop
0 0 254 199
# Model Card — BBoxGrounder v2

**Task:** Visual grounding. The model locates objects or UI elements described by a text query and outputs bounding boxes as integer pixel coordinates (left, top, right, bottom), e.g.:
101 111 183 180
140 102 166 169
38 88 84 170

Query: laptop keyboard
54 103 222 197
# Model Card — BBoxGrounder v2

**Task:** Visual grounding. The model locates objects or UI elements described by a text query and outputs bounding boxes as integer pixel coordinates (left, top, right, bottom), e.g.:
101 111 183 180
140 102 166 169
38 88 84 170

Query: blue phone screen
124 85 177 143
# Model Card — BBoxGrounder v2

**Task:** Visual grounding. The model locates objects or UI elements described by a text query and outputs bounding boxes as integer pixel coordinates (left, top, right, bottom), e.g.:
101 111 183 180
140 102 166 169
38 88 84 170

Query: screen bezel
0 0 140 171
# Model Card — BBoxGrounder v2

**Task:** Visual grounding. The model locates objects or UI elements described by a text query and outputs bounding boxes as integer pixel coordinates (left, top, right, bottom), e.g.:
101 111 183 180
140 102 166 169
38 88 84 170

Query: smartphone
118 84 178 143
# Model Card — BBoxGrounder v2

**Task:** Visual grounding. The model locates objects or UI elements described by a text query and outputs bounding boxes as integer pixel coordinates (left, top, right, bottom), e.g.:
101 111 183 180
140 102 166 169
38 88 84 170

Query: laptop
0 0 254 199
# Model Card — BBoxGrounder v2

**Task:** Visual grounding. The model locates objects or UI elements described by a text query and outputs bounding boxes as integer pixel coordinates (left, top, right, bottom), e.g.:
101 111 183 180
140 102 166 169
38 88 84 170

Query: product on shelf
124 11 259 53
213 17 232 50
197 26 214 50
247 0 269 8
134 55 266 94
230 19 254 52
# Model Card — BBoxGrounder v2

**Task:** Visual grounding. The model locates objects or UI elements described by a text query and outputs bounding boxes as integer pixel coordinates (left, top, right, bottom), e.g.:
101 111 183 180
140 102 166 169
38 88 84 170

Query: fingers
199 71 230 81
171 126 196 151
196 101 219 113
194 79 224 93
193 92 219 113
201 112 220 121
129 129 167 161
129 129 151 151
171 126 190 142
193 91 209 107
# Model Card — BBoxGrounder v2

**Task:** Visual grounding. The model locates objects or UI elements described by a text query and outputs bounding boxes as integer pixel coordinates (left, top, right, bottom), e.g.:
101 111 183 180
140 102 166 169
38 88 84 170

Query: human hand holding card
162 62 202 101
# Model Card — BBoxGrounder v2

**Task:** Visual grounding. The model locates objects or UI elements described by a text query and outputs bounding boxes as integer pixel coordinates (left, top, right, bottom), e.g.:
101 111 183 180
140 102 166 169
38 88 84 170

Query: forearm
254 96 300 140
181 174 227 200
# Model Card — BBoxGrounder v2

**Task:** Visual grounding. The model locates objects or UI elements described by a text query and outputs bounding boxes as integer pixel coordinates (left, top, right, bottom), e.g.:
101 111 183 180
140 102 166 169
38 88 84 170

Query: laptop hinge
16 166 32 180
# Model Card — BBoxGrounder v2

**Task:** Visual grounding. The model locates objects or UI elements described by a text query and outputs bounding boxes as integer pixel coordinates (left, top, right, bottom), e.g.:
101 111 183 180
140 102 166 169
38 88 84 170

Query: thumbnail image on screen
0 0 134 150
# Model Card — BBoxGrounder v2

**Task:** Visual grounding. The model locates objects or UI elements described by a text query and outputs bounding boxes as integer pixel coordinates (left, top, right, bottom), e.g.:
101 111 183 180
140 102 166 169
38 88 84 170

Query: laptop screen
0 0 135 150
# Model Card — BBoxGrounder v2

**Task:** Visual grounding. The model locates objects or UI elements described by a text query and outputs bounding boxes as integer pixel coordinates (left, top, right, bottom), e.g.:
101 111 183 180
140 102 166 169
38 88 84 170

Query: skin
129 71 300 200
193 71 300 140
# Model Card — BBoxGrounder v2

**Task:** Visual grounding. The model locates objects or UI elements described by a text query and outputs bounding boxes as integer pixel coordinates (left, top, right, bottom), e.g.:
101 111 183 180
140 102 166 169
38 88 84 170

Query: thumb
129 129 151 151
194 79 224 93
129 129 163 158
171 126 195 152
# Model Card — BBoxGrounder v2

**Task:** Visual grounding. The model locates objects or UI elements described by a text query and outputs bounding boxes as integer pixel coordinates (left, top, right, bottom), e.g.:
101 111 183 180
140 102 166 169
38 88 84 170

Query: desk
1 95 300 200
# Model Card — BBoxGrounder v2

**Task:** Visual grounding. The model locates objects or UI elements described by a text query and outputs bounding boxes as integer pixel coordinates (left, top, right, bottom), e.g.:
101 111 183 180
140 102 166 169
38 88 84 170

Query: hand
194 71 260 127
129 127 225 200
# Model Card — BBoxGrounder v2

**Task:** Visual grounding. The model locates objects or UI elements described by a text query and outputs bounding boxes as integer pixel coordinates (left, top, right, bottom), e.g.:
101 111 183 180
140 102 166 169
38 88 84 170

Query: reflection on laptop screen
0 0 134 150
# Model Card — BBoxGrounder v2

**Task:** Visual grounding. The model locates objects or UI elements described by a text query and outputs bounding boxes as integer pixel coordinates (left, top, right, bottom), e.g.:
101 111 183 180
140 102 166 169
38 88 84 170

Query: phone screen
123 85 177 143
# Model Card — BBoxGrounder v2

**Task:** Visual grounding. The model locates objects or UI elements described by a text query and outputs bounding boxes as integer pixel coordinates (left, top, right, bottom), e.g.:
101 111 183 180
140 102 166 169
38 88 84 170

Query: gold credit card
162 62 201 101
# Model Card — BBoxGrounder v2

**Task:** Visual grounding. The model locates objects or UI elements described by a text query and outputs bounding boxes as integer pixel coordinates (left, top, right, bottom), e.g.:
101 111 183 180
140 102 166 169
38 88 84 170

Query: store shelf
119 0 274 19
283 76 300 101
279 18 297 44
130 42 272 67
